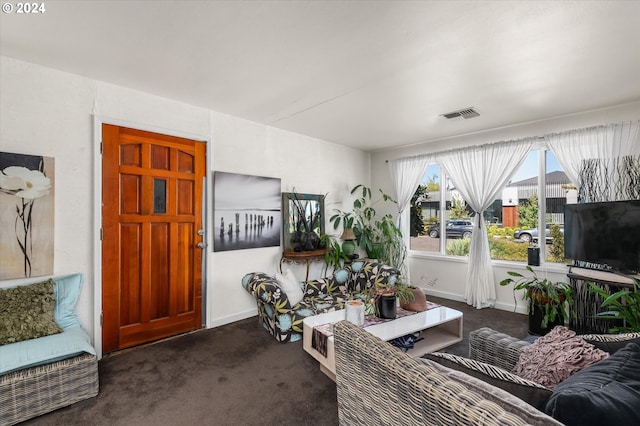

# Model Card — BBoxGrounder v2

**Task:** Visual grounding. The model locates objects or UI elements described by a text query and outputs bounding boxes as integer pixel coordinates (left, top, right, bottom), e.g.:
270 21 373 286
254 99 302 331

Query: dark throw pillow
544 343 640 426
424 352 552 410
0 279 63 345
580 332 640 354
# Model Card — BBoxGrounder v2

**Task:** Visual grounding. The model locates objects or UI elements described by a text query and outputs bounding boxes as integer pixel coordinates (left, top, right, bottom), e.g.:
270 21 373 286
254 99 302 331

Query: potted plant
288 191 323 251
500 266 573 335
319 234 349 273
329 184 406 270
367 277 414 319
590 278 640 333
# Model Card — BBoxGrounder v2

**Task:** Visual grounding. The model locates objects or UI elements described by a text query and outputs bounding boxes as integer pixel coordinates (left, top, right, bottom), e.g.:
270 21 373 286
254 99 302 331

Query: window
409 165 473 257
544 150 570 264
410 165 440 254
410 148 570 265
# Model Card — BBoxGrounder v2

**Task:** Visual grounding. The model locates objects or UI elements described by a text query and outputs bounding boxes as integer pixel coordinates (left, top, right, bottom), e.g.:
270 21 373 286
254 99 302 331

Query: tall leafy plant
330 184 405 269
590 279 640 333
319 234 349 272
500 266 573 330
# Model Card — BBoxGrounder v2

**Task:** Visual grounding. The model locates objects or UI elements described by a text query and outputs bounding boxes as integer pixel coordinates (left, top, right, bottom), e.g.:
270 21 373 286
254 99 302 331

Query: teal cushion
350 261 364 272
53 273 84 329
334 268 349 284
0 326 96 374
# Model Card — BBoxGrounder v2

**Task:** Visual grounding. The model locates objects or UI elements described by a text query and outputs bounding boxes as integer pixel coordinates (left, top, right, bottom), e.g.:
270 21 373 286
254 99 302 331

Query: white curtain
438 138 536 309
388 155 431 282
545 121 640 202
388 156 431 227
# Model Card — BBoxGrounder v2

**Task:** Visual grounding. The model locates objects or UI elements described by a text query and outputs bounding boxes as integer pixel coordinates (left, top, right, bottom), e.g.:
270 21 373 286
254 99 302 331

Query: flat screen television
564 200 640 274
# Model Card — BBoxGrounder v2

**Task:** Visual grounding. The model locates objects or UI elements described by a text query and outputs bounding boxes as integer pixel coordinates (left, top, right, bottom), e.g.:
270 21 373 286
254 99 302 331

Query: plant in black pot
500 266 573 336
367 277 414 319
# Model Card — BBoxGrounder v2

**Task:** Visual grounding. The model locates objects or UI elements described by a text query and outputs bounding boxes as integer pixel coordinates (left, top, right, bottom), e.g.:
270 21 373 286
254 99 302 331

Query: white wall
372 101 640 312
0 56 370 355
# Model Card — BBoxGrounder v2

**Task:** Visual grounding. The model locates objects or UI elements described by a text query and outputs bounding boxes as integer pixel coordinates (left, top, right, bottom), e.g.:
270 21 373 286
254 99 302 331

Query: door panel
102 124 205 353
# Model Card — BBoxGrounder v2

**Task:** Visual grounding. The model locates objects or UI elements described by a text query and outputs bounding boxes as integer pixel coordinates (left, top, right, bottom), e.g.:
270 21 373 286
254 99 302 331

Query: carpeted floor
22 296 528 426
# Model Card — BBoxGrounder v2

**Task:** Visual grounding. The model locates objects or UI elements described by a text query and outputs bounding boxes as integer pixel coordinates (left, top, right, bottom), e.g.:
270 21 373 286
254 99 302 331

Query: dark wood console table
280 249 327 281
567 267 637 334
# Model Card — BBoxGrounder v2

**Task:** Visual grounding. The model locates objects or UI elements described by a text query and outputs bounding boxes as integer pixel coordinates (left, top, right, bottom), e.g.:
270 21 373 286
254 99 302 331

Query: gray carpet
22 296 527 426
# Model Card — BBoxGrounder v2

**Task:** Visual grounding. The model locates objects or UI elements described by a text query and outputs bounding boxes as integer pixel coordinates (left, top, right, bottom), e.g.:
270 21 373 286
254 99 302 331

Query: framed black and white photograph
213 171 281 252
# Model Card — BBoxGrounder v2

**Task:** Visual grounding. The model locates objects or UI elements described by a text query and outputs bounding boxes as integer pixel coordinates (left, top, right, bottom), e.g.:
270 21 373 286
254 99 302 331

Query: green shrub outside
489 239 528 261
446 238 471 256
548 223 564 262
445 234 528 261
423 220 564 263
424 215 439 226
487 225 518 240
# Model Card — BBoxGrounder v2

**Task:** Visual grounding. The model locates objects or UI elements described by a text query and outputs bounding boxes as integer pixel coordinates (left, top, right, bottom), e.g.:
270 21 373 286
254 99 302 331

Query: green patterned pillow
0 279 63 345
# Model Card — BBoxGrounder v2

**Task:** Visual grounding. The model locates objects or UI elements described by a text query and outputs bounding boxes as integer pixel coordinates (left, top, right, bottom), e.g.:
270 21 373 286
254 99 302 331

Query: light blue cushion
0 326 96 375
334 268 349 284
350 261 364 272
53 273 83 330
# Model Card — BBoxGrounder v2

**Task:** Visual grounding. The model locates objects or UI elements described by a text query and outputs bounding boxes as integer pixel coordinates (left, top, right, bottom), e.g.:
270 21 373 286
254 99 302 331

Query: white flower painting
0 152 55 279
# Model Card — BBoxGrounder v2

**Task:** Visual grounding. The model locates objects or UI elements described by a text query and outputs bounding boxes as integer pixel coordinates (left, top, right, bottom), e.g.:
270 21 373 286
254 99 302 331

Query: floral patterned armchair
241 260 400 343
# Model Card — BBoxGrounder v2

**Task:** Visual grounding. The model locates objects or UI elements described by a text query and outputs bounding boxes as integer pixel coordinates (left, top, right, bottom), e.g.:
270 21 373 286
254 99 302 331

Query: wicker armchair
333 321 560 426
469 327 531 371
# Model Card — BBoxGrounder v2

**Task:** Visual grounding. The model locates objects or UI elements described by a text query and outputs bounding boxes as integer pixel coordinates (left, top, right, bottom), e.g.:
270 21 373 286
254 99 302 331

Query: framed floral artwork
0 152 55 279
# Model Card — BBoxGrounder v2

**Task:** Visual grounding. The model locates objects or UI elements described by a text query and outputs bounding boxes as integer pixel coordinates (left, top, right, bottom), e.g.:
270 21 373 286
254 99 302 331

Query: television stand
567 267 638 334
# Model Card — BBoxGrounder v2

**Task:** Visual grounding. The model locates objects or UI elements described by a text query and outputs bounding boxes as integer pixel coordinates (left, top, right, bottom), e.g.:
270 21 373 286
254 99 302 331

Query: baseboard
494 301 528 315
423 288 466 303
208 308 257 328
423 288 527 315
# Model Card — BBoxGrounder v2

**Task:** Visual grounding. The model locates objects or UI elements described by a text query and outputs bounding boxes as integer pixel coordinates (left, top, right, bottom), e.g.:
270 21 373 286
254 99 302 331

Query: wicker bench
0 274 99 426
0 352 98 426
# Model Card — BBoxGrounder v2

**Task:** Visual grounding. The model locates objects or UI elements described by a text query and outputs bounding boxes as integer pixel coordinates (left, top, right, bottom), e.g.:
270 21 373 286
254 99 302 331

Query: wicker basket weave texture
333 320 545 426
0 353 98 426
469 327 531 372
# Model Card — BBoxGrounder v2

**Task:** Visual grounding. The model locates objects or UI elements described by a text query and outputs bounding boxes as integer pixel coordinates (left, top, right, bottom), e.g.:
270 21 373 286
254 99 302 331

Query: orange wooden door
102 124 205 353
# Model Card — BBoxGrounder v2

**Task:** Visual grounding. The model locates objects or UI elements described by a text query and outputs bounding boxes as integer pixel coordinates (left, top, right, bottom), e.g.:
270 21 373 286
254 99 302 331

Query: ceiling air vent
442 107 480 120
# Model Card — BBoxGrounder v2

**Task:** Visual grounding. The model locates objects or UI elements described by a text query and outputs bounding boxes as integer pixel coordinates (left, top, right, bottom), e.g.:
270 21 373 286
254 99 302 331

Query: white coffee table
302 306 463 381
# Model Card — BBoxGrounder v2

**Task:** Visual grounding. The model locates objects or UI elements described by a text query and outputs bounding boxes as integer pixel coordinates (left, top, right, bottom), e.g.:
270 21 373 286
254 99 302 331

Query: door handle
197 242 207 249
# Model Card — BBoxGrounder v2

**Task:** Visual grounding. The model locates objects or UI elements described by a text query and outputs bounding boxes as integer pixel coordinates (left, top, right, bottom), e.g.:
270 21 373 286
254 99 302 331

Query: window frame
407 145 568 272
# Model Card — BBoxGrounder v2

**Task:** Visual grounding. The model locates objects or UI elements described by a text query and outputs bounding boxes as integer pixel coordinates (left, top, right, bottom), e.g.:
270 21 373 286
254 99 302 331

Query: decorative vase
400 287 428 312
376 293 397 319
342 240 356 256
300 231 319 251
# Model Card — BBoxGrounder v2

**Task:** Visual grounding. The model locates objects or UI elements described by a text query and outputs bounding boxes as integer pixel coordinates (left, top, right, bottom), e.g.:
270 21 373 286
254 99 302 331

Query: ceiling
1 1 639 151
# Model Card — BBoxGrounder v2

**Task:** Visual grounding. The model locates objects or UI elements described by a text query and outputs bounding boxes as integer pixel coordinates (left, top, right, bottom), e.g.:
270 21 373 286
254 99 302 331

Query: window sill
408 251 468 263
409 250 571 273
